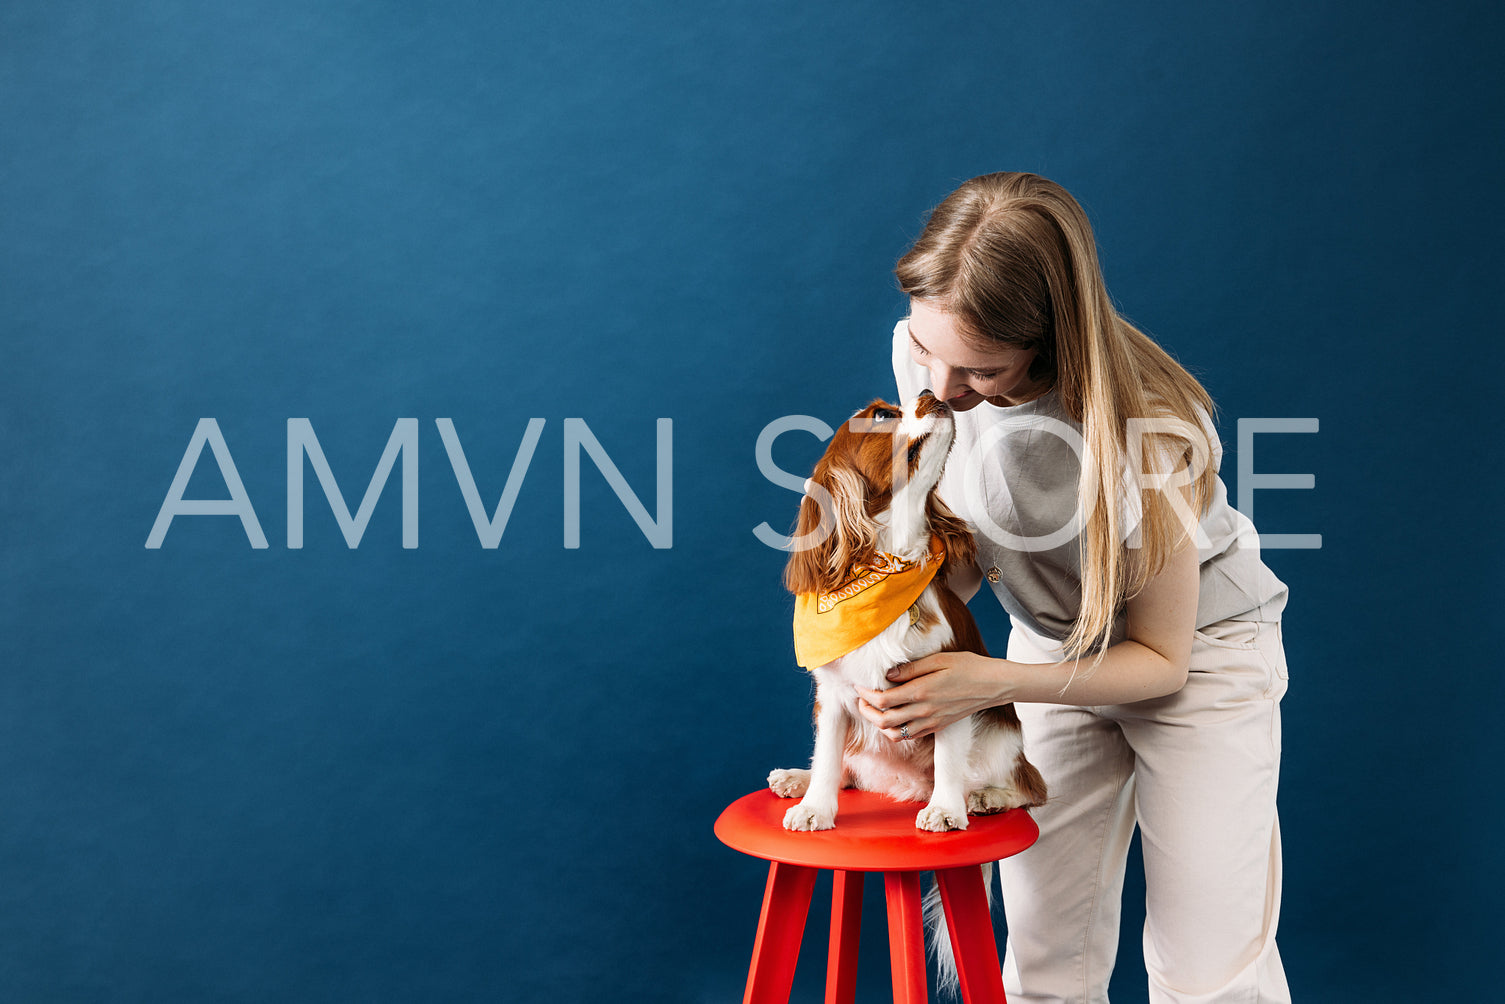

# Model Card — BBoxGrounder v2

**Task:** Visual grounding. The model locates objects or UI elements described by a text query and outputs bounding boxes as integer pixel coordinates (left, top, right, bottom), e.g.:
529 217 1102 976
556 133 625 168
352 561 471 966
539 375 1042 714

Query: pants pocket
1193 617 1261 651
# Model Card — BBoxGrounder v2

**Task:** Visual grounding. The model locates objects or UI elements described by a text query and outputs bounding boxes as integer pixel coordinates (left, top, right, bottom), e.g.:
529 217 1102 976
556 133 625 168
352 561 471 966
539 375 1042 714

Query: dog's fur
769 392 1047 832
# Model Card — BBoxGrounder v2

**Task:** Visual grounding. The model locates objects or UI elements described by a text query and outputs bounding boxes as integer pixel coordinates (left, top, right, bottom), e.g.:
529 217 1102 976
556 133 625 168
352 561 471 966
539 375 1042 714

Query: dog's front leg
916 718 972 831
783 693 850 831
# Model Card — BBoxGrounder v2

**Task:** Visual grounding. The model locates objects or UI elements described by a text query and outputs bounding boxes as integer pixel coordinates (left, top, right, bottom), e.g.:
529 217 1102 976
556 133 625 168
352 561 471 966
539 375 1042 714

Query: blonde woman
856 173 1291 1003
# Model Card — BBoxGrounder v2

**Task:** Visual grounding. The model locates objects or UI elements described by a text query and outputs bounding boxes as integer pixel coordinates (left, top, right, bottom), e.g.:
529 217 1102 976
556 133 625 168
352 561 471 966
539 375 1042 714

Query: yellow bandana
792 536 946 669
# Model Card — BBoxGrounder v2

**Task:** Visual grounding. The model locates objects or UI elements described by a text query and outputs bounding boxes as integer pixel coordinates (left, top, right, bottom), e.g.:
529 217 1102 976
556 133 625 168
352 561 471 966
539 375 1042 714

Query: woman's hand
855 650 1013 742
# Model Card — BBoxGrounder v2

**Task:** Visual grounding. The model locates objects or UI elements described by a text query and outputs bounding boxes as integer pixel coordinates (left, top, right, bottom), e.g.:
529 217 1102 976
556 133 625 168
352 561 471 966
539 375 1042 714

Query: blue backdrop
3 2 1500 1001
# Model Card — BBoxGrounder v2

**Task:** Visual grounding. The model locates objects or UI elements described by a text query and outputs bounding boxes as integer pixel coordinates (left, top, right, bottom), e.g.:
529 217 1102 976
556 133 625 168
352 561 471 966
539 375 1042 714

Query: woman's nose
930 364 968 402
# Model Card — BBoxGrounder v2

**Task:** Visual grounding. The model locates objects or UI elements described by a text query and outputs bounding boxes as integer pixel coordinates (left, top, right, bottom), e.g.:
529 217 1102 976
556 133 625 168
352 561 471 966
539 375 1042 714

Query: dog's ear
927 493 978 576
824 465 879 581
783 465 880 595
783 475 837 595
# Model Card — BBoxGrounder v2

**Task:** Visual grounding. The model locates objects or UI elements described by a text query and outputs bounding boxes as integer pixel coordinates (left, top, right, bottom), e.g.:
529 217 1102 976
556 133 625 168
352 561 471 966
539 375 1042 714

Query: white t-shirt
891 318 1288 645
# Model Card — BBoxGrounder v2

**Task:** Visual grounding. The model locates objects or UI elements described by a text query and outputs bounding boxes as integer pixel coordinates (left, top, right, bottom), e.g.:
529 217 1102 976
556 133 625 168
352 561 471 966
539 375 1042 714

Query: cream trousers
998 616 1291 1004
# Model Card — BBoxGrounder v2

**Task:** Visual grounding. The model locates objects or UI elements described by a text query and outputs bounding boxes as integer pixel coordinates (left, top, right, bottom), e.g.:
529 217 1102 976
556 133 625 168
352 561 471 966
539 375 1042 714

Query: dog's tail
922 861 994 998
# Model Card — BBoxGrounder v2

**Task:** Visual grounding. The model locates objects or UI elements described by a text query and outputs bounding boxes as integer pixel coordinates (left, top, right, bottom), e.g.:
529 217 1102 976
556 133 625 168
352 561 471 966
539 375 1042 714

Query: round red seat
715 789 1040 1003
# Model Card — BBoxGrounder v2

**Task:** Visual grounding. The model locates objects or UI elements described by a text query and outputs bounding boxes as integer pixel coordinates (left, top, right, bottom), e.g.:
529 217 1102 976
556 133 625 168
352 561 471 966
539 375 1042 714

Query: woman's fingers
883 653 946 683
856 686 918 717
856 693 933 740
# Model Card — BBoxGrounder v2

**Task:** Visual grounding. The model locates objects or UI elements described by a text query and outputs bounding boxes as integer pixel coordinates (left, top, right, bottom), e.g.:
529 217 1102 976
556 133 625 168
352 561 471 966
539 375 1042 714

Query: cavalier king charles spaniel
769 391 1046 833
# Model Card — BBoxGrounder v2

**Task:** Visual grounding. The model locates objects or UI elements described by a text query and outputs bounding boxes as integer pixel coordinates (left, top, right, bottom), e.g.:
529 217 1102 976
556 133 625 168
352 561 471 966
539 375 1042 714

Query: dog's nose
913 389 949 419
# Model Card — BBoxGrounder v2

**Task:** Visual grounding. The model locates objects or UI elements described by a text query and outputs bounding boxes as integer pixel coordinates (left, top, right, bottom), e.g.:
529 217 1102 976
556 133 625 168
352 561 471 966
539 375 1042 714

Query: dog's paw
967 785 1026 815
767 768 811 799
783 801 836 831
916 803 968 832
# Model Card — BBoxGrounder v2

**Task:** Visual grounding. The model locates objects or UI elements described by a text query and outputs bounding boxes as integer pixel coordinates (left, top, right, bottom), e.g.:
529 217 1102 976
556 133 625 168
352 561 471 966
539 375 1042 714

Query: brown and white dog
769 391 1046 832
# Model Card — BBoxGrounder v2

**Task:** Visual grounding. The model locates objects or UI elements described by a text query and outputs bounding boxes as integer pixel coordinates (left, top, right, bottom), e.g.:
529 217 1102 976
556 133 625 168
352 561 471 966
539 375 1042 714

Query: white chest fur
810 584 953 705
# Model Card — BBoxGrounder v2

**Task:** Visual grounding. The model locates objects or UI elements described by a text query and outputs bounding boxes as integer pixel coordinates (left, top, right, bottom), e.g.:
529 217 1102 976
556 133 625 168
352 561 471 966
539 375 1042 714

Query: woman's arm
856 534 1200 741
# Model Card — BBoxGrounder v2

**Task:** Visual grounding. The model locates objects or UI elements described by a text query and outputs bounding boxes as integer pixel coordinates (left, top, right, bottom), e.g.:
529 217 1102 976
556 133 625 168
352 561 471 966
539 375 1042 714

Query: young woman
856 172 1291 1003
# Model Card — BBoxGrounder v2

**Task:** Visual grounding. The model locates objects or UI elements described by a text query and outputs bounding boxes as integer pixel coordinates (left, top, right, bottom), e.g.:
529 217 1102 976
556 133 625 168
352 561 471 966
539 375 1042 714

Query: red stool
715 788 1039 1003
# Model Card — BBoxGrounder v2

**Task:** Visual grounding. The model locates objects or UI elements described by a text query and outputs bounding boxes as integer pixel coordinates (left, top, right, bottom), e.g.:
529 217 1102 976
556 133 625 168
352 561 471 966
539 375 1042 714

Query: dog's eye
871 408 899 422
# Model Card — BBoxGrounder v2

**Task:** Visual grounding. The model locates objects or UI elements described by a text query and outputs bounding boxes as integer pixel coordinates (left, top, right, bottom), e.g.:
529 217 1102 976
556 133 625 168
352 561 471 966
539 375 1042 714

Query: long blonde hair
895 172 1216 662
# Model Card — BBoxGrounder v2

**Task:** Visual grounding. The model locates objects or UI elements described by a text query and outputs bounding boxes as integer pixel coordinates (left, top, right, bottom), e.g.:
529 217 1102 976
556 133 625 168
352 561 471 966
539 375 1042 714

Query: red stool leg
825 870 863 1004
883 871 927 1003
935 864 1007 1004
743 860 817 1004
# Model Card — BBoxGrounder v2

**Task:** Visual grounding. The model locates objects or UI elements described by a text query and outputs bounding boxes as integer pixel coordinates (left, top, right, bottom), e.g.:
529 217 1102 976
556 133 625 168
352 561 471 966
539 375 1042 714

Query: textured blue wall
2 2 1500 1000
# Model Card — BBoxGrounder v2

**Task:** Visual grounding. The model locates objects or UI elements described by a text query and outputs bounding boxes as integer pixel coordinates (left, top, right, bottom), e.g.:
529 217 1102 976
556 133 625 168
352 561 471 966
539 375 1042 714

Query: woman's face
905 298 1044 411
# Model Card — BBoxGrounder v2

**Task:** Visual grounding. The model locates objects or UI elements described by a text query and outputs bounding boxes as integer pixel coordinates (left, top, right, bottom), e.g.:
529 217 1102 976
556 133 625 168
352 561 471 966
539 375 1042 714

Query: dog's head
784 391 976 595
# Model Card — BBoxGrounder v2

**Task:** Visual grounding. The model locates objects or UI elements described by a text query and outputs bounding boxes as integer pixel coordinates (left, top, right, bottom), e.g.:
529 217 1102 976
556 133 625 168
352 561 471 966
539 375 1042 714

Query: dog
768 391 1047 833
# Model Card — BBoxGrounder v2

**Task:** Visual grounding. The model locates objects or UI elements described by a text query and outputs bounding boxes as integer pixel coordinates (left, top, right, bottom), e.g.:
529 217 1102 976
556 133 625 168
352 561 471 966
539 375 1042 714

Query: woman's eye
909 337 929 356
968 370 1001 380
